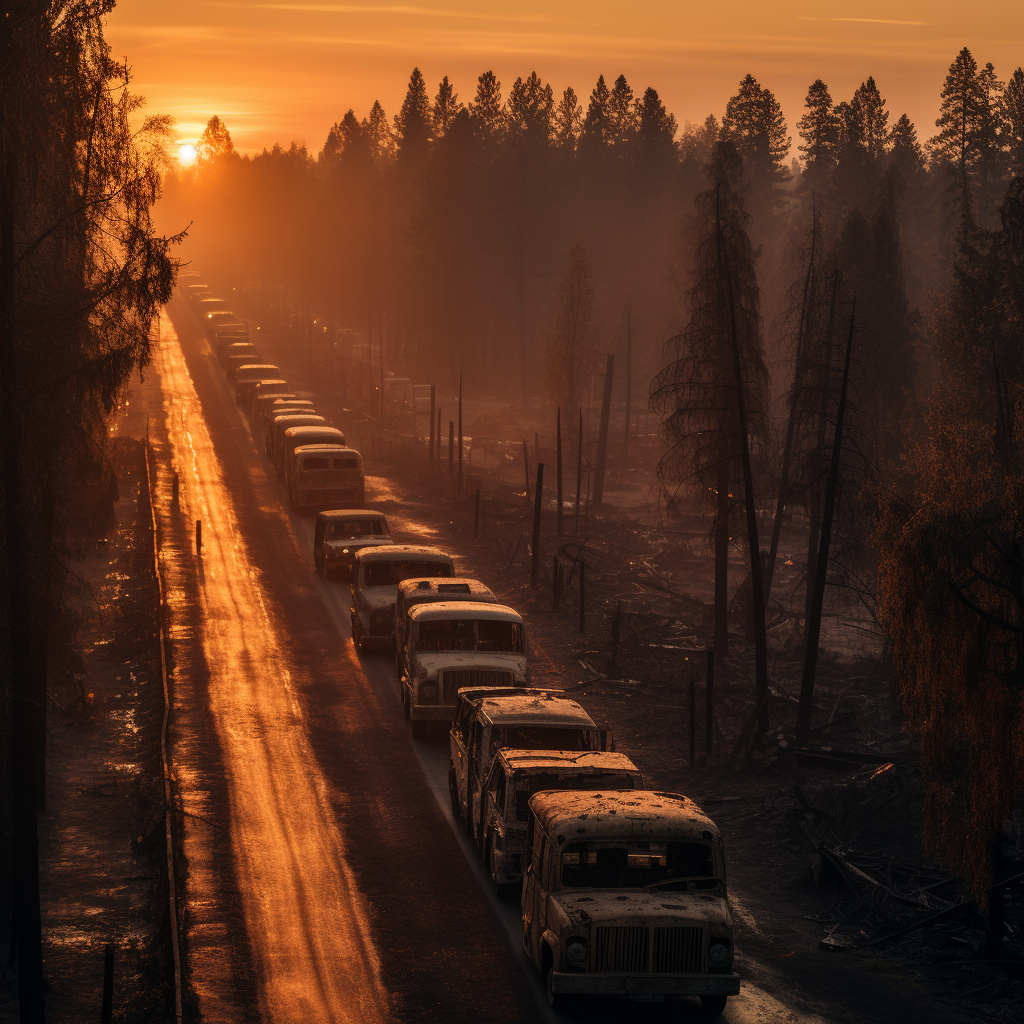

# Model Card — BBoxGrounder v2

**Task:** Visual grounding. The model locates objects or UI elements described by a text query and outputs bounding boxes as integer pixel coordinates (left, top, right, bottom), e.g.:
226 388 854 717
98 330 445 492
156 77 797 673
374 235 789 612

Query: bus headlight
565 938 588 966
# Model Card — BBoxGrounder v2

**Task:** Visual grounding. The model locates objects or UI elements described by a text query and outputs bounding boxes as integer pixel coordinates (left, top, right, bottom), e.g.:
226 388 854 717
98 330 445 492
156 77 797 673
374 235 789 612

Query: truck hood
325 538 391 557
359 585 399 611
553 890 732 931
415 651 527 679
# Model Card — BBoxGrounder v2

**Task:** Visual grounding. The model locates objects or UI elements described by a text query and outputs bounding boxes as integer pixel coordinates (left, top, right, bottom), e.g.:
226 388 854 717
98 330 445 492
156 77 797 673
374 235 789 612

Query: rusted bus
521 790 739 1013
279 425 345 484
267 413 326 461
289 445 365 513
235 364 282 405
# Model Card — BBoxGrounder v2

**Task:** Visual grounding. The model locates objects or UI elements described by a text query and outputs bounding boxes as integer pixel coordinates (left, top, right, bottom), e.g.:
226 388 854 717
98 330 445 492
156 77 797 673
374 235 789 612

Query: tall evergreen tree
362 101 395 166
633 87 677 163
394 67 432 160
197 115 235 164
1002 68 1024 175
888 113 923 175
580 74 611 150
853 76 889 159
546 242 596 415
552 87 583 149
608 74 637 146
721 74 790 181
468 70 505 138
797 79 838 168
506 72 554 143
432 76 463 139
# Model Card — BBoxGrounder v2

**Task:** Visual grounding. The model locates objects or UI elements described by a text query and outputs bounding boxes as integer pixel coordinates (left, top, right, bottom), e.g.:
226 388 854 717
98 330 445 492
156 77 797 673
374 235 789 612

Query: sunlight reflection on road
155 312 390 1024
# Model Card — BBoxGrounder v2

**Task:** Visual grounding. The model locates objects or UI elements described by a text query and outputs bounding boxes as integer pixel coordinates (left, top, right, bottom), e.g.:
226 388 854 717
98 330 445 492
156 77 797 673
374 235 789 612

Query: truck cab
478 750 643 891
350 545 454 650
394 577 497 669
401 602 525 737
448 689 610 846
521 790 740 1014
290 445 365 512
314 510 392 577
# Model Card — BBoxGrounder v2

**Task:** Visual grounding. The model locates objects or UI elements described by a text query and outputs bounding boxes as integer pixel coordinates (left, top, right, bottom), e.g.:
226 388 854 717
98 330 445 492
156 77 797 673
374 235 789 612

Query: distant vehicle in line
393 577 497 670
251 391 296 435
197 297 228 317
350 545 454 651
219 341 260 370
279 425 346 485
234 364 281 405
267 413 325 461
313 510 392 577
448 688 611 843
477 749 643 891
521 790 739 1014
202 309 240 338
290 445 364 513
400 602 526 738
249 380 289 422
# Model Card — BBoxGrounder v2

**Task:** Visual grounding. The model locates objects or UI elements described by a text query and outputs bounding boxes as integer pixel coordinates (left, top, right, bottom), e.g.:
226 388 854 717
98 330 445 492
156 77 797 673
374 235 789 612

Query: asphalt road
144 298 970 1024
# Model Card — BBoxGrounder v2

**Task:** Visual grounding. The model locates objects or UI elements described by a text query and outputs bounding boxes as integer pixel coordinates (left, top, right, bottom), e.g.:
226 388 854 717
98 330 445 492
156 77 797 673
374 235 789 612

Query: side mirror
601 728 615 752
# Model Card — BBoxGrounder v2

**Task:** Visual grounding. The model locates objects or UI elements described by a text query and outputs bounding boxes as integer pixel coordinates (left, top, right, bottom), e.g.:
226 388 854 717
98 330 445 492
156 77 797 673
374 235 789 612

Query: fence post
474 489 481 538
195 520 202 557
687 660 696 769
579 561 586 634
552 557 561 612
556 407 564 539
705 649 715 756
448 421 454 477
101 943 114 1024
428 384 436 464
530 463 544 587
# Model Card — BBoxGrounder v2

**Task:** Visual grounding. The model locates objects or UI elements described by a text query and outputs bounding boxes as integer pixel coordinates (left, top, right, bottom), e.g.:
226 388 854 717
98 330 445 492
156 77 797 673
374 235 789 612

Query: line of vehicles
177 275 740 1017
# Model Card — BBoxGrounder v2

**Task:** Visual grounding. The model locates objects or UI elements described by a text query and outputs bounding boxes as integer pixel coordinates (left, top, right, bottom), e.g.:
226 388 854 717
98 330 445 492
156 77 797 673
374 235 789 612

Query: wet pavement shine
147 305 543 1023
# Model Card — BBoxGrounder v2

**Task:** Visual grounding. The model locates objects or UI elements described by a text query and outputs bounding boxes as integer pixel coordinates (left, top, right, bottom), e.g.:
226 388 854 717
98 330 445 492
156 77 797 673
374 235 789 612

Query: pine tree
433 76 463 139
321 110 365 167
633 87 677 163
854 76 889 159
580 74 611 150
506 72 554 142
834 100 862 149
394 67 432 159
608 74 637 146
679 115 719 168
797 79 838 167
888 113 923 175
468 70 505 138
931 47 988 172
552 87 582 149
362 100 395 165
1002 68 1024 175
721 74 790 180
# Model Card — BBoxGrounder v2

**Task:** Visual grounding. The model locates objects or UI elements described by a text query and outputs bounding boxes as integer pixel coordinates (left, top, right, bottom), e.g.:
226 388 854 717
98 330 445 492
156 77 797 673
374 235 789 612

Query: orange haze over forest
107 1 1023 157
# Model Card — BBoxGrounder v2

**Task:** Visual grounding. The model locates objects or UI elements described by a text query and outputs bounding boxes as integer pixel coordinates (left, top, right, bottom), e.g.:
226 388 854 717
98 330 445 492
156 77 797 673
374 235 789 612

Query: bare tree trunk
798 299 856 742
556 407 563 539
714 453 730 667
719 204 769 737
622 300 632 464
593 354 614 505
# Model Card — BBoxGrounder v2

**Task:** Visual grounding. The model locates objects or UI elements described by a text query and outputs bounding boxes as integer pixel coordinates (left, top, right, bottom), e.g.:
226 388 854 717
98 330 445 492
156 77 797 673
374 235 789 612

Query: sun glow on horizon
177 143 197 166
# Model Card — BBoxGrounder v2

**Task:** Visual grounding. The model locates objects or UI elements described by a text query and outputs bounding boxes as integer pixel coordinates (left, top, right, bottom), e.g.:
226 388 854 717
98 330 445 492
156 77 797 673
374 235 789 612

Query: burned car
478 749 643 891
393 577 497 669
313 509 392 577
350 545 454 650
448 688 611 843
289 445 365 513
234 364 281 405
400 602 525 737
521 790 739 1014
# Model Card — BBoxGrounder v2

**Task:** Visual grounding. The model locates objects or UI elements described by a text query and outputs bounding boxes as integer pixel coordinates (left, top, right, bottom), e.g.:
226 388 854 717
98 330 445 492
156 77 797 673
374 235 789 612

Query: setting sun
177 143 196 167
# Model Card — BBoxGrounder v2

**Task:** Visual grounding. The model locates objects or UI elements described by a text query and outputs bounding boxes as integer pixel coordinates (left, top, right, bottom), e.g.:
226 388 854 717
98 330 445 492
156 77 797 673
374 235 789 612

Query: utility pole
458 374 463 496
556 408 563 539
593 354 614 505
623 299 632 464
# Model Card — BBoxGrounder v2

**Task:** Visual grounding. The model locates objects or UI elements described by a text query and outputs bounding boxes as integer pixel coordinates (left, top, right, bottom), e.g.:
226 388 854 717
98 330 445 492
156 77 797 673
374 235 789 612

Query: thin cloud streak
208 2 550 22
795 17 932 26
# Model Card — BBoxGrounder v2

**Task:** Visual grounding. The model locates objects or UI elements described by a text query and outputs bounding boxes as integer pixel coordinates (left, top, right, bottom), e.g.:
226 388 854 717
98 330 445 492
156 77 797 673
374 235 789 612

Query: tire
448 765 463 820
352 613 363 651
700 994 728 1017
544 956 570 1011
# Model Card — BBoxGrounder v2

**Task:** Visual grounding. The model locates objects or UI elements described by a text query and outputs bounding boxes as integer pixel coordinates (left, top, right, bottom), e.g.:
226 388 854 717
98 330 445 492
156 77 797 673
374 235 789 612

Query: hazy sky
106 1 1023 156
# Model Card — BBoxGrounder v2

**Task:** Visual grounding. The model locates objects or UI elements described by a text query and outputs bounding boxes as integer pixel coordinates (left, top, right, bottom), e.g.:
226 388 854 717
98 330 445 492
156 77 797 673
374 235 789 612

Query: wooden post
436 407 442 469
530 463 544 587
556 407 564 539
474 489 480 538
579 561 586 634
575 408 583 534
101 943 114 1024
195 519 202 557
593 354 614 505
522 439 531 503
552 557 561 612
428 384 436 464
623 299 632 463
448 420 454 476
687 660 696 769
458 374 463 496
705 649 715 756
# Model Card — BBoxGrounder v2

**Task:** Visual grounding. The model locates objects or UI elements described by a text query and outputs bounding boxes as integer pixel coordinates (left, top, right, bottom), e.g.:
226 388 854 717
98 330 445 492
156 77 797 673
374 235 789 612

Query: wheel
448 765 463 820
545 959 570 1011
352 613 363 650
700 994 728 1016
487 838 515 897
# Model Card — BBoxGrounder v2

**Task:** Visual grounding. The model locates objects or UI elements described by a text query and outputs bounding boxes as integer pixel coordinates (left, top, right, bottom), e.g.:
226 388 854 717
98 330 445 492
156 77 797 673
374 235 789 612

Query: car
267 412 326 461
279 425 345 484
401 602 526 737
290 445 364 513
448 688 612 844
350 545 454 650
235 364 281 405
251 391 296 435
248 379 289 422
477 750 643 891
218 341 260 370
313 510 392 577
393 577 497 671
521 790 740 1014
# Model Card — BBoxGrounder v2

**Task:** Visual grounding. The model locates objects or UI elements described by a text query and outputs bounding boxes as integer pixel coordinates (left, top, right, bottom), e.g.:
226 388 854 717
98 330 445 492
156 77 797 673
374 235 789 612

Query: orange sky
106 1 1023 156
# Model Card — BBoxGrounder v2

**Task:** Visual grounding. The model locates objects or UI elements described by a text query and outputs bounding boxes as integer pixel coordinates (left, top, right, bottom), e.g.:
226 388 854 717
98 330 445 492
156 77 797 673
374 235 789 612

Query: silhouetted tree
432 76 463 138
552 87 582 149
797 79 838 171
546 243 595 415
1001 68 1024 175
468 70 505 139
394 67 432 161
721 74 791 183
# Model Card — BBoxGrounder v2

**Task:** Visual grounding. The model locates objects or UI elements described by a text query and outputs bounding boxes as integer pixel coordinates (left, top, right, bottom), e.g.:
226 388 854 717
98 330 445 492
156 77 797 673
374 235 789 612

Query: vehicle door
524 827 549 964
449 701 472 809
480 761 504 858
465 720 485 832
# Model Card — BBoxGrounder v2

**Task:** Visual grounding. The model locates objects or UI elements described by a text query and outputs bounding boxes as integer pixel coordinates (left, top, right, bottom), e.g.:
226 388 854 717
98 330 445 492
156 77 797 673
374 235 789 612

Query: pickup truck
522 790 740 1014
400 601 524 737
477 749 643 892
448 687 611 845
